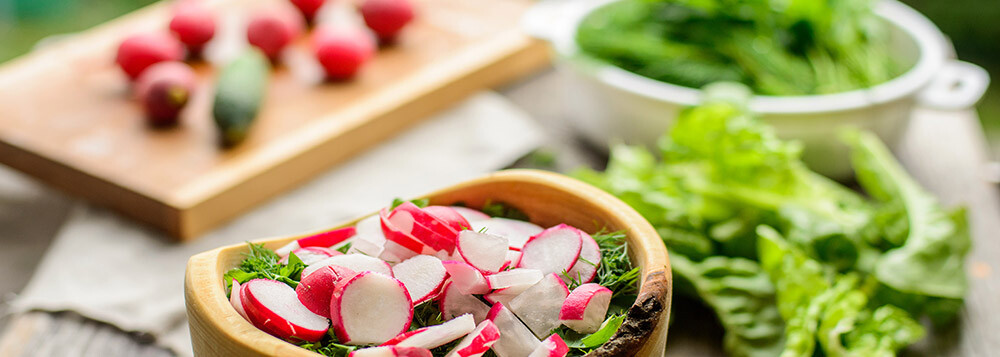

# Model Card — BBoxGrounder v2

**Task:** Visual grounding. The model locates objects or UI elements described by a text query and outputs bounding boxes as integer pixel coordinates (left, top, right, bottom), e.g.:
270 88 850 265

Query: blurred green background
0 0 997 155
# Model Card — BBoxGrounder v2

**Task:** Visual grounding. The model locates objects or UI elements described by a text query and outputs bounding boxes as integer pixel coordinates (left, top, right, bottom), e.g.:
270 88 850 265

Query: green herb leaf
479 200 530 221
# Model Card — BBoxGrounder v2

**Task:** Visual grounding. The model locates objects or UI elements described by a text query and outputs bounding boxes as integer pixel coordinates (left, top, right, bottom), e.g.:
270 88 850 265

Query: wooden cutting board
0 0 550 240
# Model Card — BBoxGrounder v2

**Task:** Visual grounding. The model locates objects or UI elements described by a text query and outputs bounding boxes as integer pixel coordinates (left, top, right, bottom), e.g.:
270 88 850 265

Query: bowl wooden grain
185 169 672 356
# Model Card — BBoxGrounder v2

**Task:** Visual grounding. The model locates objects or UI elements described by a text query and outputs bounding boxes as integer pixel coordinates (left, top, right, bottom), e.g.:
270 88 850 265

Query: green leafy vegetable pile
576 0 906 95
574 96 970 356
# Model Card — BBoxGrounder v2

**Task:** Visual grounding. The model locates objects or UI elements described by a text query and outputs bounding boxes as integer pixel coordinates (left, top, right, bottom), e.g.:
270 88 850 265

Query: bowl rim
185 169 672 357
545 0 949 114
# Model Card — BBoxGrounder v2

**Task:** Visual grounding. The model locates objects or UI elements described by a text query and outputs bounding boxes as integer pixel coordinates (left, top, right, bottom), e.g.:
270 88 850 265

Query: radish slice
485 268 543 291
505 250 522 267
441 261 490 295
380 208 434 254
445 320 501 357
509 273 571 338
275 241 301 257
330 272 413 345
483 288 520 307
390 203 461 252
350 215 387 257
229 279 248 320
349 346 432 357
456 231 509 273
517 224 583 276
474 218 543 250
393 255 447 304
387 314 476 349
299 226 357 248
439 282 490 323
423 206 474 232
303 254 392 278
486 303 541 357
240 279 330 342
528 334 570 357
296 265 356 317
448 206 490 223
559 283 612 334
564 233 601 284
280 246 339 265
381 240 421 264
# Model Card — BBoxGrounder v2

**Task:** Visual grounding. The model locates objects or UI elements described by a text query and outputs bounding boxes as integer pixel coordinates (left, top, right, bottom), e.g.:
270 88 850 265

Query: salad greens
574 93 970 356
575 0 905 95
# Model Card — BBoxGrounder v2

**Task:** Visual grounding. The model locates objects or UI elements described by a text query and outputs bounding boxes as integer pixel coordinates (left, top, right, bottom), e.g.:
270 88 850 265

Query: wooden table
1 71 998 356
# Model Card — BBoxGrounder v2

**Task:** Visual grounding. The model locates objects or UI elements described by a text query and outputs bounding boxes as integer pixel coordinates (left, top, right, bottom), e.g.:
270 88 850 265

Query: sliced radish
439 282 490 323
564 233 601 284
350 215 387 257
486 268 543 291
275 241 301 257
517 224 583 276
445 320 501 357
386 314 476 349
559 283 612 334
486 303 541 357
474 218 543 250
381 207 434 254
393 255 447 304
509 273 571 338
301 226 357 247
349 346 432 357
390 203 460 252
483 288 520 307
240 279 329 342
423 206 474 232
330 272 413 345
528 334 569 357
505 250 522 267
303 254 392 278
456 231 509 273
380 240 421 264
229 279 248 320
280 246 339 265
296 265 356 317
441 261 490 295
448 206 490 223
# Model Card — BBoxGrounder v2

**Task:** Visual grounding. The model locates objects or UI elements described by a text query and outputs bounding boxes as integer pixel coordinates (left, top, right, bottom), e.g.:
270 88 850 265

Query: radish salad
223 200 641 356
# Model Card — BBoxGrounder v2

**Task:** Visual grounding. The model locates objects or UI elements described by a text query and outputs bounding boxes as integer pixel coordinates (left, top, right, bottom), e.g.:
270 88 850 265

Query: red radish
359 0 414 42
518 224 583 276
509 273 570 338
246 9 304 61
134 61 196 126
564 233 601 284
302 253 392 278
475 218 543 250
169 1 216 52
279 246 339 265
390 202 462 252
456 231 508 273
380 207 434 254
330 272 413 344
312 26 376 80
385 314 476 349
296 265 356 317
392 255 447 304
350 215 387 257
441 261 490 295
229 279 248 320
439 282 490 322
559 283 612 334
275 226 357 256
528 334 569 357
115 33 184 80
445 320 501 357
289 0 326 23
485 268 542 291
448 206 490 223
350 346 432 357
486 303 541 357
423 206 474 232
240 279 329 342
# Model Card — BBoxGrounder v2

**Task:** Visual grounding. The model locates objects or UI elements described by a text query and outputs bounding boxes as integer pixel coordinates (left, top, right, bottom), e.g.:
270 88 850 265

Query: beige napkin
9 92 544 356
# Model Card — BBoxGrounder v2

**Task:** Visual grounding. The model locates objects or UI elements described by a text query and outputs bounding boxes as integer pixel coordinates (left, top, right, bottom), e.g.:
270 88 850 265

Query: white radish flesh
380 240 421 264
275 241 301 257
392 255 447 304
509 273 571 338
474 218 543 250
330 272 413 345
240 279 330 342
517 224 583 276
281 246 338 265
528 334 570 357
448 206 490 223
483 288 520 307
391 314 476 349
303 254 392 278
445 320 501 357
564 233 601 284
485 268 543 291
423 205 474 232
229 279 248 320
505 250 522 267
486 303 541 357
456 231 509 273
441 261 490 295
559 283 613 334
439 282 491 323
349 215 387 257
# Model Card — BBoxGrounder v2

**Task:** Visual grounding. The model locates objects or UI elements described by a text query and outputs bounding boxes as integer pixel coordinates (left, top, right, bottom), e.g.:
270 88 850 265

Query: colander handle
917 60 990 110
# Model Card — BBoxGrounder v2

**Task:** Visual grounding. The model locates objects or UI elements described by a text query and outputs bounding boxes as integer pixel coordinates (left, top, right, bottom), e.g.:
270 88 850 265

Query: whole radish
311 27 376 80
246 9 305 61
289 0 326 24
169 1 217 54
115 33 184 80
134 61 197 126
359 0 414 43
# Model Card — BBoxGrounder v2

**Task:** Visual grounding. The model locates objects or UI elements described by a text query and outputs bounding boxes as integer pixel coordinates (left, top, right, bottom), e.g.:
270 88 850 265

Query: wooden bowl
185 169 672 356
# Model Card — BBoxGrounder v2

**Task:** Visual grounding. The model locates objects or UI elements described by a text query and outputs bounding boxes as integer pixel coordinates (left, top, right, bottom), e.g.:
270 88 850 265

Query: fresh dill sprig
571 230 641 299
223 242 305 293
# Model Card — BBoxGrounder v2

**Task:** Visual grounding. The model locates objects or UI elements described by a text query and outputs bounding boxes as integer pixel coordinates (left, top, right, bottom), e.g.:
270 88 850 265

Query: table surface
1 71 998 356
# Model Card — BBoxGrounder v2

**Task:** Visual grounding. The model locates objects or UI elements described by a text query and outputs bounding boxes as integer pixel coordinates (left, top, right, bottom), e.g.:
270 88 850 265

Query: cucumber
212 49 270 147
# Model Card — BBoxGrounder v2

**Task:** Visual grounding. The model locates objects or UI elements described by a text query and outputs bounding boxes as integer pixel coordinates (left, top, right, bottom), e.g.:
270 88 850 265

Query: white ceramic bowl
524 0 989 178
